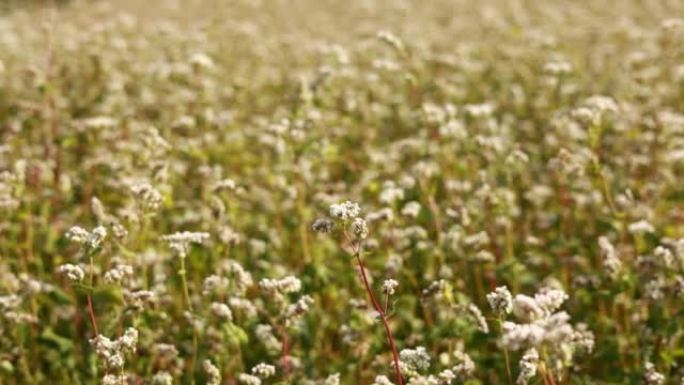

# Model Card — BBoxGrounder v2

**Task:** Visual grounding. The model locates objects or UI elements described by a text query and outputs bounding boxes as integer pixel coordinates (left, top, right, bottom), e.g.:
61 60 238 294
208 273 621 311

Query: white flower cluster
124 289 157 311
66 225 107 250
203 274 230 295
210 302 233 321
516 348 539 385
104 264 134 284
58 264 85 282
90 327 138 370
382 279 399 295
151 371 173 385
644 362 664 385
324 373 340 385
130 182 163 212
372 375 394 385
398 350 475 385
203 360 221 385
255 324 282 353
251 362 276 379
161 231 210 258
598 236 622 278
238 373 262 385
467 304 489 333
500 287 593 370
628 220 655 235
259 275 302 294
572 95 619 124
329 201 361 221
486 286 513 315
285 294 314 323
328 200 369 241
399 346 431 374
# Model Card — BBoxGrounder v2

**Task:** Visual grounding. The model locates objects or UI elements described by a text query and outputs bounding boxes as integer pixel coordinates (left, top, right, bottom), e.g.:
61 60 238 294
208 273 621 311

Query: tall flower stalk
315 202 404 385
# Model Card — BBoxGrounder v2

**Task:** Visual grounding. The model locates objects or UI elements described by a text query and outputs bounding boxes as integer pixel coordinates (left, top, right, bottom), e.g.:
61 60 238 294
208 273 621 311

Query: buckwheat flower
513 295 545 321
373 375 394 385
210 302 233 321
151 371 173 385
472 249 495 263
114 328 138 354
252 363 276 379
259 276 302 293
202 274 229 295
467 304 489 333
399 346 431 371
65 225 107 250
543 60 572 76
124 290 156 310
584 95 619 114
278 275 302 292
58 264 85 282
102 374 121 385
190 52 215 69
487 286 513 315
249 239 267 255
229 297 257 318
112 224 128 239
380 182 405 204
645 277 665 300
255 324 282 353
351 217 369 239
213 178 237 192
628 220 655 235
312 218 335 233
89 226 107 249
0 295 21 311
130 183 163 212
104 264 134 284
382 279 399 295
65 226 90 245
203 360 221 385
324 373 340 385
81 116 117 130
238 373 262 385
451 350 475 380
464 103 495 118
598 236 622 278
285 295 314 320
534 288 568 315
516 348 539 385
401 201 421 218
438 369 455 384
653 246 674 269
329 201 361 221
161 231 210 258
463 231 490 248
501 322 545 350
644 362 664 385
572 323 595 354
91 197 106 222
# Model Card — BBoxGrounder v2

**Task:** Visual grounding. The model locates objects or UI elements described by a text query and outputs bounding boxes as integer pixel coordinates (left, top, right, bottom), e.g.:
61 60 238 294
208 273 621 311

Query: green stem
178 256 198 385
498 318 513 385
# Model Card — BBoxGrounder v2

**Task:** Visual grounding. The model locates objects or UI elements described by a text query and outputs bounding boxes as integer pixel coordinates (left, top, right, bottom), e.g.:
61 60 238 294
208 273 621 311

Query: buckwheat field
2 0 684 384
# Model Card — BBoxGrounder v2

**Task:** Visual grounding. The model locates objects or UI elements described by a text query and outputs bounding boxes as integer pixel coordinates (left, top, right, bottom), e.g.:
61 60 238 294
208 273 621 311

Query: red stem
86 294 99 337
355 253 404 385
281 327 291 380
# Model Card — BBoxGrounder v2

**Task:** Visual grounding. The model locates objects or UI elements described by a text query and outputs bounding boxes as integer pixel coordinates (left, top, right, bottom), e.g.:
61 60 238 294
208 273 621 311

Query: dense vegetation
1 1 684 384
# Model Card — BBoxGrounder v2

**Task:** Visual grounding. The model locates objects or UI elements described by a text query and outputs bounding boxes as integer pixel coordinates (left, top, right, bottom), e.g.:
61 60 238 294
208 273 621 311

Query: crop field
1 0 684 384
